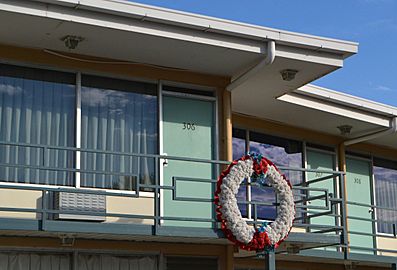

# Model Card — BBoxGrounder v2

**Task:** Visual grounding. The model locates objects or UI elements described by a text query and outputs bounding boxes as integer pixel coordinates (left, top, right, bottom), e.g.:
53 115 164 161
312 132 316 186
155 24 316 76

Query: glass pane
0 64 75 185
232 132 247 217
249 132 303 220
374 160 397 234
80 75 158 191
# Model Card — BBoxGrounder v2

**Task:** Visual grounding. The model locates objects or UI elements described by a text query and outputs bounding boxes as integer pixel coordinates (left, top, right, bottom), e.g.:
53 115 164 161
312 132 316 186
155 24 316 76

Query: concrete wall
377 236 397 257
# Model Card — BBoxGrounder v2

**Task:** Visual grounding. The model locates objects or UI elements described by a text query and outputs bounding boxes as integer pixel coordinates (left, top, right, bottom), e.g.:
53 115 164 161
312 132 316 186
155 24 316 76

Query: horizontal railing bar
349 245 397 254
0 141 228 165
347 215 397 225
346 201 397 212
348 230 397 239
295 174 336 186
0 162 142 178
277 166 345 175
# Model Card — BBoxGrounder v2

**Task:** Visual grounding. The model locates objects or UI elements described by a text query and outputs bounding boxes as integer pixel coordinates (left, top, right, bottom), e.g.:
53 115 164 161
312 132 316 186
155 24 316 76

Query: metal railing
0 141 395 263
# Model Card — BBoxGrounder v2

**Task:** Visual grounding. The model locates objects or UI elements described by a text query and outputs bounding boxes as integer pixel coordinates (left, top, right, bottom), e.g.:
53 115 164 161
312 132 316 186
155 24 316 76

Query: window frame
372 156 397 237
232 127 339 225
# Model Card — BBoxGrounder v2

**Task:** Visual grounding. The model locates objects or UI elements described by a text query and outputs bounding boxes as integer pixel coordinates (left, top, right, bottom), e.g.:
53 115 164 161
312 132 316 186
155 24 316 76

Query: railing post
392 263 396 270
265 251 276 270
41 190 47 231
338 143 349 258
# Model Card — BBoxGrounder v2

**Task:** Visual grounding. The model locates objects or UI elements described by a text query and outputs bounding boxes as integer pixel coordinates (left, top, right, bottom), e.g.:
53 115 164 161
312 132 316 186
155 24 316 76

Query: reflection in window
0 64 75 186
374 158 397 234
81 75 158 191
232 128 247 217
249 132 303 221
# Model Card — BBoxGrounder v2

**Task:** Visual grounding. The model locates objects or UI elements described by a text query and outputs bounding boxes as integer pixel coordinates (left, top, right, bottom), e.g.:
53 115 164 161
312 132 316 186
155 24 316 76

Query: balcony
0 141 395 265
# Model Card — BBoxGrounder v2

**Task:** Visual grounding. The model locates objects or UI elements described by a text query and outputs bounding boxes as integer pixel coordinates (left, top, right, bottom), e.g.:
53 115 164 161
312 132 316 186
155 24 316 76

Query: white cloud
376 85 393 91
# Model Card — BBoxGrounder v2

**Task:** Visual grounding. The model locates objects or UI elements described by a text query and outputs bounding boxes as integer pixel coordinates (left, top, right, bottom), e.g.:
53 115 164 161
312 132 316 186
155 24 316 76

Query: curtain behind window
374 158 397 234
78 254 157 270
0 253 71 270
81 75 158 190
0 64 75 186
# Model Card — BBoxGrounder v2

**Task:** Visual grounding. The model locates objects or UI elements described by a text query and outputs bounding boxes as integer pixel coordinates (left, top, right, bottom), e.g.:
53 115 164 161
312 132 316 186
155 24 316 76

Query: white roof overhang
0 0 357 92
265 85 397 149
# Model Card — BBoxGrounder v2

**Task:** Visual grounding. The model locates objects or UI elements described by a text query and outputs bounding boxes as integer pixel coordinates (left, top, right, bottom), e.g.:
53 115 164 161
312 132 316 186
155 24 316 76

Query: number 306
183 122 196 130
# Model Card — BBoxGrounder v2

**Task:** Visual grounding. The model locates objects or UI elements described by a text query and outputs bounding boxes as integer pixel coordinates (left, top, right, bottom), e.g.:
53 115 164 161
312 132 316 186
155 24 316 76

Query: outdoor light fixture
59 234 75 246
61 35 84 50
337 125 353 136
280 69 298 81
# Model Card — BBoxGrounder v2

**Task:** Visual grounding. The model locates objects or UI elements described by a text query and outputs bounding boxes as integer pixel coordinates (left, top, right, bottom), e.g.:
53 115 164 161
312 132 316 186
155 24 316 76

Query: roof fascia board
277 45 344 67
30 0 358 57
277 93 391 127
296 85 397 117
1 0 265 53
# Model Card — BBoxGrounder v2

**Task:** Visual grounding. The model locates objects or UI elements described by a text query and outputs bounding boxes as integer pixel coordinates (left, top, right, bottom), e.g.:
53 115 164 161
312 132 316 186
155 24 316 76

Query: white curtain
78 255 157 270
0 253 70 270
80 76 157 190
0 65 75 186
374 165 397 234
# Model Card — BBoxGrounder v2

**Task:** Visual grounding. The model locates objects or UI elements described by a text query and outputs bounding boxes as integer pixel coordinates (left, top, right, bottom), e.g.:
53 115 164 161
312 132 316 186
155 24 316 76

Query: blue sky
130 0 397 106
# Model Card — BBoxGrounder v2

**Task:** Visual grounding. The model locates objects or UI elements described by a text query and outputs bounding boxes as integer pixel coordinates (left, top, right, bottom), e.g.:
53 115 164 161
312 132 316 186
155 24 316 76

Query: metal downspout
226 40 276 91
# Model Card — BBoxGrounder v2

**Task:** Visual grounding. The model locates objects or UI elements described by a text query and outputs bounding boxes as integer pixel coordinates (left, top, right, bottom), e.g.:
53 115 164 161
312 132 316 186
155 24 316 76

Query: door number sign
183 122 196 130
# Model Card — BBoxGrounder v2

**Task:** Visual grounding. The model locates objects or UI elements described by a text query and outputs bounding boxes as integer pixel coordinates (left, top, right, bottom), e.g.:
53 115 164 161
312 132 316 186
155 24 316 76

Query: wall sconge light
337 125 353 136
61 35 84 50
280 69 298 81
59 234 75 247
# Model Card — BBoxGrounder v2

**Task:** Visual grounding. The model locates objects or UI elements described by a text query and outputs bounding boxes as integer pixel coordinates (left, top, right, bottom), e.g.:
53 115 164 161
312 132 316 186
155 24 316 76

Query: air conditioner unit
54 192 106 222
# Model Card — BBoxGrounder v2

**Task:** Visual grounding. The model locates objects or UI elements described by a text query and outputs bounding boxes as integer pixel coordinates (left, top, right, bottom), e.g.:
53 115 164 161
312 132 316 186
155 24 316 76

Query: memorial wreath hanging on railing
214 153 295 252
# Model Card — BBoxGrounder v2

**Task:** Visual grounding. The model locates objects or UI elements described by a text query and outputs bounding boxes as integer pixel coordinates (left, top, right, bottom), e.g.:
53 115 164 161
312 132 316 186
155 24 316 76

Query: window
0 64 75 186
374 157 397 234
232 128 247 217
0 64 158 190
232 128 304 221
80 75 158 190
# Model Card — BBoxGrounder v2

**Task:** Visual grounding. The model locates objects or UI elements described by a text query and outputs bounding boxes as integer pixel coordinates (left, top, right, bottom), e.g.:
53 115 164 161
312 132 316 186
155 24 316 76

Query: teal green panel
346 158 374 253
306 150 336 251
162 96 214 227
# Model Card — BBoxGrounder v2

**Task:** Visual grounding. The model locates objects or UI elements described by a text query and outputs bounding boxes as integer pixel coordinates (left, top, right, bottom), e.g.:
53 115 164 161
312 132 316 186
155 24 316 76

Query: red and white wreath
214 154 295 251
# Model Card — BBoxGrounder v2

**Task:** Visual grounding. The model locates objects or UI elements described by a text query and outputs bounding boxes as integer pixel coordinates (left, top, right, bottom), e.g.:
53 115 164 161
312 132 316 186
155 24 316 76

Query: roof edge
296 84 397 118
32 0 358 58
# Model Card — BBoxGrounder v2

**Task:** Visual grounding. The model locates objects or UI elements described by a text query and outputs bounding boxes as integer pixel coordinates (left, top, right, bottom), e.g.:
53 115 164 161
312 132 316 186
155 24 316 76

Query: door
162 94 215 228
307 149 336 226
346 157 374 253
306 149 336 250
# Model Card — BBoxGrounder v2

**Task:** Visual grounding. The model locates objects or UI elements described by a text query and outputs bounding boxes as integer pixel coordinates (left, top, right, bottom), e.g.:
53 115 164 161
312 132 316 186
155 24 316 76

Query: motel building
0 0 396 269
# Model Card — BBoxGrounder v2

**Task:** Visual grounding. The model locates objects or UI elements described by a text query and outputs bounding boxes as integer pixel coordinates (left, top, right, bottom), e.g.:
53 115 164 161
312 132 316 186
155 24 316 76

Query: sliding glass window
373 157 397 234
0 64 75 186
0 64 158 190
232 128 304 221
80 75 158 190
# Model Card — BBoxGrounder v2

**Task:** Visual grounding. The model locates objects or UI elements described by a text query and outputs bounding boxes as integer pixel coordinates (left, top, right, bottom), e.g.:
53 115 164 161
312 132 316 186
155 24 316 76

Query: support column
225 245 234 270
223 89 233 162
265 251 276 270
338 143 350 256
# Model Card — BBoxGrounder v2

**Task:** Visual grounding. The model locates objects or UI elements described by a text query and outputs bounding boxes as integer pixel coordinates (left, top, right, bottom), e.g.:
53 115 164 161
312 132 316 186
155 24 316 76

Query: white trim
277 93 391 127
158 80 164 225
296 84 397 117
75 72 82 188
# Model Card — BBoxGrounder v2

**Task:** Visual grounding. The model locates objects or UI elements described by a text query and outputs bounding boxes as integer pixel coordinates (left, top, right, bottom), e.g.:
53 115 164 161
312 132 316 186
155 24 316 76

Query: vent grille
54 192 106 221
